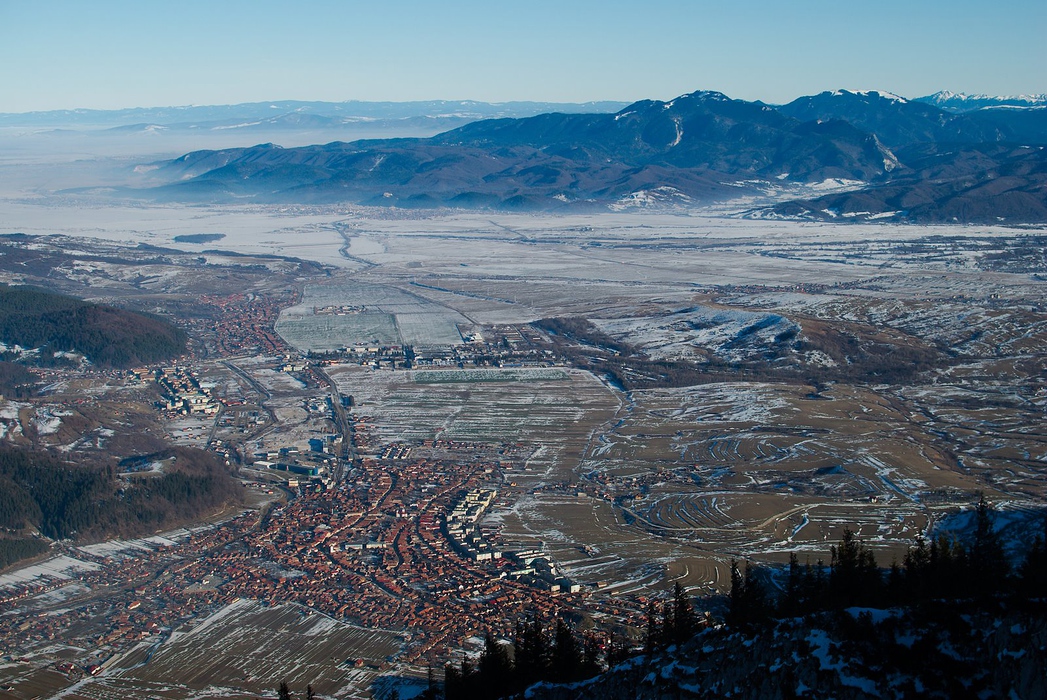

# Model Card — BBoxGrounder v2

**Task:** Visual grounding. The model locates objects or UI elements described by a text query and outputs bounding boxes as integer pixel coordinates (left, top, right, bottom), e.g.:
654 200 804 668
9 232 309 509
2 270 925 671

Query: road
310 363 356 485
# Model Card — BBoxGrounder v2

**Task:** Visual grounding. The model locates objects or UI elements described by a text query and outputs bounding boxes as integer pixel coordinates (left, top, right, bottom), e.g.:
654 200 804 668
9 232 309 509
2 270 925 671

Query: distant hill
434 90 896 179
776 89 1047 149
0 99 630 130
765 90 1047 223
0 285 186 368
135 88 1047 223
763 143 1047 224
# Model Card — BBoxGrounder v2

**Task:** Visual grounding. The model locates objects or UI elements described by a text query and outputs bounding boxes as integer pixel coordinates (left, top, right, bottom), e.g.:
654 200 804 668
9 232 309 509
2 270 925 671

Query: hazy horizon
5 88 1047 118
2 0 1044 113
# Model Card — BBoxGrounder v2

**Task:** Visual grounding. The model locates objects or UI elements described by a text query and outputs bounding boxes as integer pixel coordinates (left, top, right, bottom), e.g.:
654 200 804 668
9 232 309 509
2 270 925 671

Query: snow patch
831 89 908 103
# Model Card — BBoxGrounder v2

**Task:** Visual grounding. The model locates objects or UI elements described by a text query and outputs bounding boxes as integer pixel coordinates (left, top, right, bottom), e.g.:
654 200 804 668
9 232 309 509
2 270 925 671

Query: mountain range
85 90 1047 223
0 99 629 133
916 90 1047 113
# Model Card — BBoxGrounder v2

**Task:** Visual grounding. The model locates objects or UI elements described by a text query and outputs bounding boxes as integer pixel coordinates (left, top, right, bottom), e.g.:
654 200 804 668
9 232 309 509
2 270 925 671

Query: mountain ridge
916 90 1047 113
106 89 1047 223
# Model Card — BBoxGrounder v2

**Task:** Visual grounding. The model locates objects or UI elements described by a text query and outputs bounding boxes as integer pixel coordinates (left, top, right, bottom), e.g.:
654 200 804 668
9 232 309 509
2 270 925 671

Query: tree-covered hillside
0 446 243 548
0 284 186 368
0 360 37 398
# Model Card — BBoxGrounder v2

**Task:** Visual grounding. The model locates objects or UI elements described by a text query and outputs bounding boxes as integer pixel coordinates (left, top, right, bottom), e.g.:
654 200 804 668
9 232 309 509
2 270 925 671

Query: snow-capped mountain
916 91 1047 113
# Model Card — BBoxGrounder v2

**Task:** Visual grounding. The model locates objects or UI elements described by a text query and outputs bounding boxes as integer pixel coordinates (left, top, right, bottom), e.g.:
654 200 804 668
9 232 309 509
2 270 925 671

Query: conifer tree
417 666 436 700
660 598 675 646
443 661 462 698
606 632 632 667
581 631 602 676
728 559 770 626
968 494 1008 597
1018 514 1047 598
728 559 744 624
479 631 513 689
513 614 548 684
903 536 931 603
670 581 697 644
780 552 803 615
742 561 770 623
550 617 582 682
829 528 880 606
643 600 661 655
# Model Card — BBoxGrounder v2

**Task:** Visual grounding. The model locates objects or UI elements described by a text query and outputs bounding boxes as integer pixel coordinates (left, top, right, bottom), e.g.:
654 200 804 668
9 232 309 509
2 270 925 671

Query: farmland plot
327 363 617 478
277 280 468 351
68 599 401 699
492 493 712 595
557 379 988 583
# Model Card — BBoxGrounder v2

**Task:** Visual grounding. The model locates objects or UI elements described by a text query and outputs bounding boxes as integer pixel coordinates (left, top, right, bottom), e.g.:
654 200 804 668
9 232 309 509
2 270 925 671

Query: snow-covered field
0 555 100 590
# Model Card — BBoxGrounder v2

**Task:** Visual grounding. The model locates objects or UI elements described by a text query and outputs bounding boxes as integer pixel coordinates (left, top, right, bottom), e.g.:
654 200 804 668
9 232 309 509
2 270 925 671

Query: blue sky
1 0 1044 112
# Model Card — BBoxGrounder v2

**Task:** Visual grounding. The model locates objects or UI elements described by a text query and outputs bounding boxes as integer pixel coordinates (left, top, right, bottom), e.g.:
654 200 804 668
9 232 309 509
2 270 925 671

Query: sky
1 0 1044 112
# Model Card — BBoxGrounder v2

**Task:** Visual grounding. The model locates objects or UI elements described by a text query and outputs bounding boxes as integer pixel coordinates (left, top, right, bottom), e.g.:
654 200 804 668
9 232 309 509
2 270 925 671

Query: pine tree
581 631 602 676
643 600 661 655
887 558 905 604
1018 514 1047 598
728 559 770 626
278 681 292 700
670 581 697 644
606 632 632 668
741 561 769 624
478 631 512 695
420 665 436 700
660 599 675 646
513 614 548 685
903 536 931 603
549 617 582 682
968 494 1008 597
443 661 462 699
927 533 968 597
780 552 803 615
728 559 744 625
446 657 477 700
829 528 880 607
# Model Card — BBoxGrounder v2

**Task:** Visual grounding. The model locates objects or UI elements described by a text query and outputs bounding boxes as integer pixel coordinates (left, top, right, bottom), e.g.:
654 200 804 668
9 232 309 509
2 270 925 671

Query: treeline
533 317 634 356
0 284 187 368
727 497 1047 628
0 536 49 569
442 615 617 700
0 446 243 559
641 582 704 654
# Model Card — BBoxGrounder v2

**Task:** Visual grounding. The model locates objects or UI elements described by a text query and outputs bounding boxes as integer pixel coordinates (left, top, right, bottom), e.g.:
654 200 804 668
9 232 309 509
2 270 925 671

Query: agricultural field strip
116 599 401 695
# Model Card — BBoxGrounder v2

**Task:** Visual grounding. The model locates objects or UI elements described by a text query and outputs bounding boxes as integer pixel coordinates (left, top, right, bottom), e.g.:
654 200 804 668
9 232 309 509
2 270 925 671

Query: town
0 418 646 694
0 297 646 698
